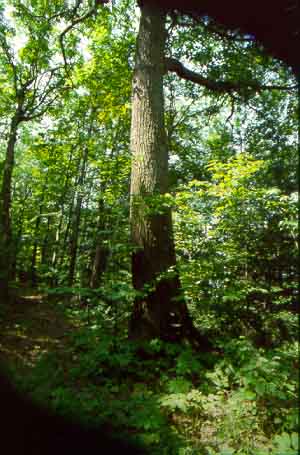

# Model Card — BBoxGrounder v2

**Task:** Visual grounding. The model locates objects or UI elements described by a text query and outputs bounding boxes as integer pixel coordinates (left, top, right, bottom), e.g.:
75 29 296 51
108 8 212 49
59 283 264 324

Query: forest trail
0 292 81 376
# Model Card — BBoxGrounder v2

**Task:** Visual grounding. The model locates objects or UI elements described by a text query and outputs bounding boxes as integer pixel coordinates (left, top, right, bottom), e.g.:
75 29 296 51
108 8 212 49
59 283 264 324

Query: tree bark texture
0 115 20 300
129 2 195 342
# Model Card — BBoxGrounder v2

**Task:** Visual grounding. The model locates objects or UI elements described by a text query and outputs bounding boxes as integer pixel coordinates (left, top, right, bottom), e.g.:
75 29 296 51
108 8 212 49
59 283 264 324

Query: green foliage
272 432 299 455
11 319 298 455
174 154 298 345
175 348 203 378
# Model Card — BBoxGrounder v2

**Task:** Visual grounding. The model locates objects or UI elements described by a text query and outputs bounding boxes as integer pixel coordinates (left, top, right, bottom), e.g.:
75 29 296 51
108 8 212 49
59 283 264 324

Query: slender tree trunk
51 151 74 284
90 199 109 289
31 173 49 287
11 190 29 282
0 114 20 299
51 222 61 270
31 204 44 287
89 244 109 288
68 195 83 287
11 219 23 283
41 216 51 266
128 2 202 344
56 198 74 279
68 147 89 286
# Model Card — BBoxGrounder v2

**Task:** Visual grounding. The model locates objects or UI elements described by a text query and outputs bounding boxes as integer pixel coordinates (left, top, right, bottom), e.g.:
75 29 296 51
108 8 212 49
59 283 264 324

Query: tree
0 0 103 299
0 2 69 298
129 2 204 345
136 0 299 73
128 1 296 343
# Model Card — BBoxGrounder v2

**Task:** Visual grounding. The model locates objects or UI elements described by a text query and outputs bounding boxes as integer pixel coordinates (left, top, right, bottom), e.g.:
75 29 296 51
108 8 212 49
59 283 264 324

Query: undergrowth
11 300 298 455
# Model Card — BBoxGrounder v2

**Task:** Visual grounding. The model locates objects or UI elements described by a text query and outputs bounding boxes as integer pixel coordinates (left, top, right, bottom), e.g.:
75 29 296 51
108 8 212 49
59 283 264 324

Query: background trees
0 0 106 297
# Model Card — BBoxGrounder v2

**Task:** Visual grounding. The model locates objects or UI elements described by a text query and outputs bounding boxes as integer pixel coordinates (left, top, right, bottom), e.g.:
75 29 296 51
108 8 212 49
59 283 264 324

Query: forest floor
0 290 298 454
0 291 81 376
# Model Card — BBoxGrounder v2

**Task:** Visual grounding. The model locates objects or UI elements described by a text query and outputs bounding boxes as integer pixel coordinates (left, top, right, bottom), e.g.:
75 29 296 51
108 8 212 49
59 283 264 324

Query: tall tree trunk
90 199 109 289
11 190 29 282
68 147 89 287
129 2 199 343
31 208 42 288
41 216 51 267
51 148 74 285
55 196 75 281
31 174 49 287
0 114 20 300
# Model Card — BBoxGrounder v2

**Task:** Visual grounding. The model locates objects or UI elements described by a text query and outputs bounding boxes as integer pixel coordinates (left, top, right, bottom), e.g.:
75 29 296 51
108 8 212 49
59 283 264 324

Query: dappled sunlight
0 295 79 372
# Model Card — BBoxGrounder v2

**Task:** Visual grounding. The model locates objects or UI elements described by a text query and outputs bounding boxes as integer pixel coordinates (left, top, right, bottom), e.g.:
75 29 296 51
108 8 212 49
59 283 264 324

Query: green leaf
160 393 188 412
274 432 291 450
291 433 299 450
220 445 235 455
241 390 256 400
255 381 266 396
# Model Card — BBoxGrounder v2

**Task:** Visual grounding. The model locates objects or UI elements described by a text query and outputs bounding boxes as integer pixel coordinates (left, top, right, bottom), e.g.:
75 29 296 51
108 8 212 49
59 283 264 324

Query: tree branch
59 1 107 82
165 58 297 93
22 93 62 121
0 35 19 93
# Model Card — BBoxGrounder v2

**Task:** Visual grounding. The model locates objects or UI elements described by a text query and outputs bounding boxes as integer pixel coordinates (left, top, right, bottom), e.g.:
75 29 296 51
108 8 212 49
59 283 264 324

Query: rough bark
128 2 207 347
0 114 20 300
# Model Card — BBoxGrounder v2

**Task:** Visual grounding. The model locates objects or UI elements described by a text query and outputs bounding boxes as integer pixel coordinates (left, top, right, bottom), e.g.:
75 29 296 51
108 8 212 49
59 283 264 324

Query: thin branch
37 65 64 80
25 82 59 117
173 10 256 43
0 36 19 93
15 4 64 23
195 17 256 43
20 75 37 91
165 58 297 93
22 92 62 121
24 74 52 115
225 96 235 124
71 0 84 17
22 66 63 114
167 98 195 139
58 1 104 84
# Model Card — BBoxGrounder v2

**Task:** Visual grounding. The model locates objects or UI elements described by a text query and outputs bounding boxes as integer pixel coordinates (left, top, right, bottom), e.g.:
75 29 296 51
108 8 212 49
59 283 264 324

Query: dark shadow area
0 367 146 455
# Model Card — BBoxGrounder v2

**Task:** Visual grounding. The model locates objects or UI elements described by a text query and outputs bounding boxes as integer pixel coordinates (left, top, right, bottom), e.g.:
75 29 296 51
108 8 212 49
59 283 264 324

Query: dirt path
0 293 80 375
